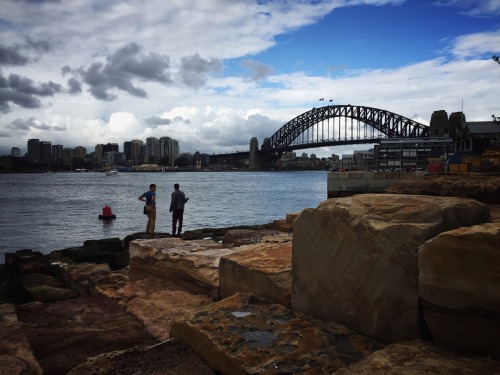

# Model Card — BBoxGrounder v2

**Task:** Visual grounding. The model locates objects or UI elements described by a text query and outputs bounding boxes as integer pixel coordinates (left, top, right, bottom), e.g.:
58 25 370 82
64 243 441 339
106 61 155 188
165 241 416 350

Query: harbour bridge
210 105 430 169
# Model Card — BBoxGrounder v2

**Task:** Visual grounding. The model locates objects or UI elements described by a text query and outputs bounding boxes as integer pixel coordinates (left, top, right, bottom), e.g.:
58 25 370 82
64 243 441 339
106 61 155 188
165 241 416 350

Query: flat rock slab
170 292 383 375
219 241 292 307
335 340 500 375
0 303 42 375
129 238 240 297
15 294 158 375
95 276 213 341
67 338 216 375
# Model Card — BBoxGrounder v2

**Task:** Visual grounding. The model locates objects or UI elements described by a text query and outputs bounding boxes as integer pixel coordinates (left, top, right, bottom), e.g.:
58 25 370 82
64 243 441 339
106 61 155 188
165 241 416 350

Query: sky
1 0 499 158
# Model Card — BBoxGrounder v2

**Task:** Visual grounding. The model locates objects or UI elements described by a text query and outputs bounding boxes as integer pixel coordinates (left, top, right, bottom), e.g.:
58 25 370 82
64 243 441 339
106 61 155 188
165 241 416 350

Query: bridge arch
261 105 429 153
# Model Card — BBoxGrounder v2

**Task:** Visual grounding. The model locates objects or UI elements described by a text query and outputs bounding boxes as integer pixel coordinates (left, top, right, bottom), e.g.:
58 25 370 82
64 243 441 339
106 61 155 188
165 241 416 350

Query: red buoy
99 205 116 220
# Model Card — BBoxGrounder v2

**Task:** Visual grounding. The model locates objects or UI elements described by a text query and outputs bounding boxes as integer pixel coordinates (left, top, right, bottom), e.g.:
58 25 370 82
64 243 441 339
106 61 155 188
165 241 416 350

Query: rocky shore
1 175 500 375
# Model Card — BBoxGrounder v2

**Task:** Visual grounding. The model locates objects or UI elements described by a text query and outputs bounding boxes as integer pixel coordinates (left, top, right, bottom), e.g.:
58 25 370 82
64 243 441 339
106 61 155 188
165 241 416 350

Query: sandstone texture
67 339 216 375
171 292 384 375
219 240 292 307
0 303 42 375
128 237 230 297
15 294 159 375
291 194 490 343
334 340 500 375
419 223 500 358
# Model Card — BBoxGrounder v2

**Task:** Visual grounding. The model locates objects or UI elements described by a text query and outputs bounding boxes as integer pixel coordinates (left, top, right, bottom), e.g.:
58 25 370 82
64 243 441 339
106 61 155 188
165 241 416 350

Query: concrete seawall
327 171 427 198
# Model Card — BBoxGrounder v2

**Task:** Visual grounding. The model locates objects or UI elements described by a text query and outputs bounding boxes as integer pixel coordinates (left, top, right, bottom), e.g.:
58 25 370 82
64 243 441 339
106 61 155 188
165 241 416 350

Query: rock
0 303 42 375
335 340 500 374
67 339 216 375
221 228 287 246
291 194 490 344
419 223 500 359
96 277 213 341
128 237 236 298
219 241 292 307
19 273 79 302
15 294 158 375
170 292 383 375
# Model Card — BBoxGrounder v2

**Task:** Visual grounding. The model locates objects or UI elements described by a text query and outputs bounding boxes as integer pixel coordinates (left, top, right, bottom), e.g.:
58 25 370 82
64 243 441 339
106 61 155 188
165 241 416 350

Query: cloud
177 54 223 88
0 71 62 112
241 60 275 81
450 30 500 58
438 0 500 16
7 117 66 132
72 43 171 100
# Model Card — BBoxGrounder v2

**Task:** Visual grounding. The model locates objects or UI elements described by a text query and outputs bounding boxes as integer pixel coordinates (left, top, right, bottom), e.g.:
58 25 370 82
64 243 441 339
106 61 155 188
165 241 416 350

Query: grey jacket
170 190 188 212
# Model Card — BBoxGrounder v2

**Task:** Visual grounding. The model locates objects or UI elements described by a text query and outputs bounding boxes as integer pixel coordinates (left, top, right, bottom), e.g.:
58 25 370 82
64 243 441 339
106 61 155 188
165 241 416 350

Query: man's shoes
177 232 182 236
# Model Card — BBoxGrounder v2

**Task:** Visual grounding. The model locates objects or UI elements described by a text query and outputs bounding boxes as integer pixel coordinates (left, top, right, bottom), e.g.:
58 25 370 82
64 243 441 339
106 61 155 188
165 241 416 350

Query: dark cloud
67 77 82 94
177 53 223 88
0 38 52 66
241 60 274 81
145 115 190 127
75 43 171 101
0 45 29 66
145 116 172 125
7 117 66 131
0 71 62 113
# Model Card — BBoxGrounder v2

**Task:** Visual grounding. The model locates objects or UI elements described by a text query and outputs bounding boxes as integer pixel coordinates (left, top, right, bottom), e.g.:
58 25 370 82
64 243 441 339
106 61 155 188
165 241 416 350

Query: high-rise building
170 139 180 164
40 141 52 161
95 144 104 161
159 136 171 164
52 145 63 160
27 139 40 161
73 146 87 158
130 139 144 165
11 147 21 157
123 141 132 161
145 137 159 163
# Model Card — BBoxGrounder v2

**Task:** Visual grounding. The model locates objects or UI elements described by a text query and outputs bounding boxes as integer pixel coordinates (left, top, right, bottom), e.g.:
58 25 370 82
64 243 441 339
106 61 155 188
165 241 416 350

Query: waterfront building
73 146 87 158
123 141 132 161
40 141 52 162
130 139 145 166
11 147 21 157
95 144 104 162
145 137 160 164
27 139 40 161
52 145 63 161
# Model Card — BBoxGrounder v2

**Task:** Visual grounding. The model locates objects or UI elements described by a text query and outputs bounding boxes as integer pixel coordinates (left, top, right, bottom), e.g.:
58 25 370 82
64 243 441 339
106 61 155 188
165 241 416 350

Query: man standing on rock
139 183 157 235
169 183 189 236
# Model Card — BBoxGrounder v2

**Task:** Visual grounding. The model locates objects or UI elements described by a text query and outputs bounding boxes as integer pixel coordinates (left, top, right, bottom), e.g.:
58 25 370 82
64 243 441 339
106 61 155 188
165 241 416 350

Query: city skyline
1 1 499 158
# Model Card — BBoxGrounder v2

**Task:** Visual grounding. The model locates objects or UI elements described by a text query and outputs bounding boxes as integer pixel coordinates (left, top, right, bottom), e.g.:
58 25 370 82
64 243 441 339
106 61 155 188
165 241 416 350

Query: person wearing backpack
138 184 157 235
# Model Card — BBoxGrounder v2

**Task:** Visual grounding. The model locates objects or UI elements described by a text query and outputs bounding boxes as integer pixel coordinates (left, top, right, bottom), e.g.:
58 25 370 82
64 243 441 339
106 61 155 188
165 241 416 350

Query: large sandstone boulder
219 241 292 307
335 340 500 374
170 292 383 375
292 194 490 344
419 223 500 359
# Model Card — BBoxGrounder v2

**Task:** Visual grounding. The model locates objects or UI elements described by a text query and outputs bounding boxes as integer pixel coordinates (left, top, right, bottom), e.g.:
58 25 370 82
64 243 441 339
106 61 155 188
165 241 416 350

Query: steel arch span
261 105 429 153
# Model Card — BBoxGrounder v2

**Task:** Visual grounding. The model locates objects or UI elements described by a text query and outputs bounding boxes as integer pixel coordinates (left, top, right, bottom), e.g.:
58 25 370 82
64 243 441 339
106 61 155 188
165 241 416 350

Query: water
0 170 327 262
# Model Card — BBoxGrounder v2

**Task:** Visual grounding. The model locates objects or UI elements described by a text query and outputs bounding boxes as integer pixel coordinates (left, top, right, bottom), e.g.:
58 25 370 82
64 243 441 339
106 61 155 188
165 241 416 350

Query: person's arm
151 192 156 207
169 193 175 212
138 193 145 202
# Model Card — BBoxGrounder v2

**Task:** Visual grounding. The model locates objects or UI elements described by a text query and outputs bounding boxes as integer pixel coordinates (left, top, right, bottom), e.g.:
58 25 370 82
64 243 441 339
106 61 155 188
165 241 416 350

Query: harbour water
0 170 327 263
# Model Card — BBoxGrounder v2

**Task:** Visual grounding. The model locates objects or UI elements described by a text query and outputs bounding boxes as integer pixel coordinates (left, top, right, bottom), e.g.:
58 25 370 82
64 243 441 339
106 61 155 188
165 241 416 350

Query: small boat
105 169 118 176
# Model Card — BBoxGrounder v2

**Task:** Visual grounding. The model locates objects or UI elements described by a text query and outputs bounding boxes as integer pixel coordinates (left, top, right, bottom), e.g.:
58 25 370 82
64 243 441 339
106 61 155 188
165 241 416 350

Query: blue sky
0 0 499 157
